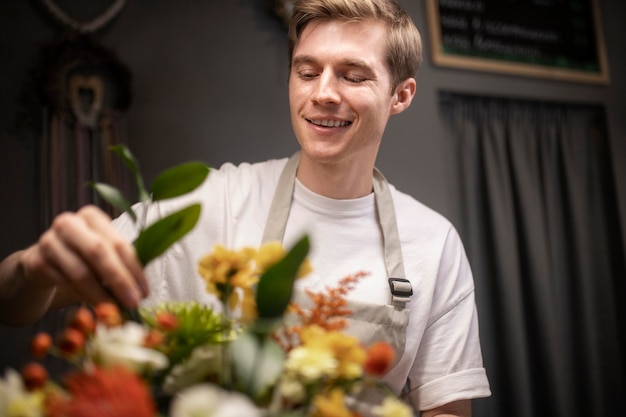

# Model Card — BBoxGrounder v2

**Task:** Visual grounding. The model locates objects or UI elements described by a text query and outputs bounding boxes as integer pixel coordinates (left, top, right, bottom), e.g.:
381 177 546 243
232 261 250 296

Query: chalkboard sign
425 0 609 83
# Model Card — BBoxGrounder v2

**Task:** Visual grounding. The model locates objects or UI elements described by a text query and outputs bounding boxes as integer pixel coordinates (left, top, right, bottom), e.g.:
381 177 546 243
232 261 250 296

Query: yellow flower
254 242 285 273
197 245 258 301
301 326 366 380
371 396 413 417
254 241 312 278
284 345 338 383
312 388 355 417
238 287 258 323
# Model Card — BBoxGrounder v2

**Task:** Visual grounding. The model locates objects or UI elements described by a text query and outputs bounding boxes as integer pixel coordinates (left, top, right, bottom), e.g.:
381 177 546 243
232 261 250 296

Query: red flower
363 342 395 377
46 366 156 417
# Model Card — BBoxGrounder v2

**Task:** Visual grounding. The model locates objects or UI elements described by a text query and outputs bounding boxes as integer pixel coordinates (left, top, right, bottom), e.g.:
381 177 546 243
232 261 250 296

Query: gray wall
1 0 624 371
1 0 624 260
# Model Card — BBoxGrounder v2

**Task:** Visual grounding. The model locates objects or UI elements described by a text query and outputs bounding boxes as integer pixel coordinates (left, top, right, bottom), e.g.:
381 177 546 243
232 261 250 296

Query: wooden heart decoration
68 74 104 128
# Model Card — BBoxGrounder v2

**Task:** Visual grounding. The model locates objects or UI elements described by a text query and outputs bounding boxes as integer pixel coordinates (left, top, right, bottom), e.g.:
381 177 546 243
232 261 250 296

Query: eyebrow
292 54 375 73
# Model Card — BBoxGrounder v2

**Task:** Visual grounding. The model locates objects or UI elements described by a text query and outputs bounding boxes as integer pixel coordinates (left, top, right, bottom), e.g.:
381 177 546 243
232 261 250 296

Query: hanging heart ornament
68 73 104 128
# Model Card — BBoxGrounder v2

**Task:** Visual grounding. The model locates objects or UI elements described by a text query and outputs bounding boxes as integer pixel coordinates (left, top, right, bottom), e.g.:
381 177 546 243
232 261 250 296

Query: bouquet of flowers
0 148 412 417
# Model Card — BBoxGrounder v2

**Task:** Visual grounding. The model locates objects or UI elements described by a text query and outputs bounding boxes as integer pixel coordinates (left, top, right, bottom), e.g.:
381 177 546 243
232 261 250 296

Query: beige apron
261 152 413 366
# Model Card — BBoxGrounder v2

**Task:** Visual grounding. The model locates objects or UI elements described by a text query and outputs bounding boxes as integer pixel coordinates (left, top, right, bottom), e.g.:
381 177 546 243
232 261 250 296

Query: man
0 0 490 414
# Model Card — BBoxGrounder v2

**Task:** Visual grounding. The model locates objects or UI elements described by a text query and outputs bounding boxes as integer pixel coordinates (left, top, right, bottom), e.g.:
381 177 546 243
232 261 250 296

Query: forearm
0 250 57 326
421 400 471 417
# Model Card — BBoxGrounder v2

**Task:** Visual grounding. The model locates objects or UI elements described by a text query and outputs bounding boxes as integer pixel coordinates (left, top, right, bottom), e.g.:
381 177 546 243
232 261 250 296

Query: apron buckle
388 278 413 307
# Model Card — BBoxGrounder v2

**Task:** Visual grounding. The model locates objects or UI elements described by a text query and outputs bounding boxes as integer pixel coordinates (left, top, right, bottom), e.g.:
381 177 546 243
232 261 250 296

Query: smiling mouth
307 119 352 128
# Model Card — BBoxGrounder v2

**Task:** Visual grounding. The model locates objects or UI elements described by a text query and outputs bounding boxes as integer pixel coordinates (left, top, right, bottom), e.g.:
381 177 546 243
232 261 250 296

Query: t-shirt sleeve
407 227 491 410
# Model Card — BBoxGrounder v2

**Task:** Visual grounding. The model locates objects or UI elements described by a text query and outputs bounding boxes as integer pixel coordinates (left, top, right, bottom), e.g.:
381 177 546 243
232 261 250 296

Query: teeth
310 119 350 127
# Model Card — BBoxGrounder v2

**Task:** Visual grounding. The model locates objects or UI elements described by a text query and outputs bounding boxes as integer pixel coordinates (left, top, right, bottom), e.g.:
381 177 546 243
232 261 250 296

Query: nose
311 71 341 105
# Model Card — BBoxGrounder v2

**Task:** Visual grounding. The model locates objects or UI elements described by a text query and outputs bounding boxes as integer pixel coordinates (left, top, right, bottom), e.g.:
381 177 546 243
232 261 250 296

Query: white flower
284 346 338 383
170 383 262 417
89 322 168 372
277 375 306 403
162 344 223 393
0 369 44 417
371 396 413 417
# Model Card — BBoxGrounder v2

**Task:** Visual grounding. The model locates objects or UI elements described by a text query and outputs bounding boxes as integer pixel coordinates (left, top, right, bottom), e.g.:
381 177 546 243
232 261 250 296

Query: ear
390 77 416 115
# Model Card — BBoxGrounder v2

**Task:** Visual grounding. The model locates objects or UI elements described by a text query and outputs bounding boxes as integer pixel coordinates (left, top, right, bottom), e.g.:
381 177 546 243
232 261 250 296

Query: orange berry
155 311 179 331
95 302 123 327
57 328 85 356
69 307 95 335
31 332 52 358
363 342 395 377
143 329 165 348
21 362 48 391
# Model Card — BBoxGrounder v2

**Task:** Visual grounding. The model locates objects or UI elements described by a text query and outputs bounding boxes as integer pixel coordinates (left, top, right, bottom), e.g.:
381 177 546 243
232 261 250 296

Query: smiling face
289 18 414 177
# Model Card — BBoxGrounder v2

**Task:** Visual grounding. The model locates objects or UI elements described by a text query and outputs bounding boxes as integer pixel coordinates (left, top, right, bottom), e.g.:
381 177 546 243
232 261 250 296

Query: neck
296 154 375 199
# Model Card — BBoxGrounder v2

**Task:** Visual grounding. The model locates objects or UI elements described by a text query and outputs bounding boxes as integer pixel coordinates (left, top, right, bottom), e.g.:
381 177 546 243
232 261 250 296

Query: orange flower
277 272 367 351
143 329 165 349
95 303 123 327
363 342 395 377
46 366 155 417
155 311 179 331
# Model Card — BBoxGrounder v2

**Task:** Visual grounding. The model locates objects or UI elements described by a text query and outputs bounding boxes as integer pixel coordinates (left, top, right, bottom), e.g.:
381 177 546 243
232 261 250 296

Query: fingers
79 206 149 298
36 230 114 304
28 206 146 309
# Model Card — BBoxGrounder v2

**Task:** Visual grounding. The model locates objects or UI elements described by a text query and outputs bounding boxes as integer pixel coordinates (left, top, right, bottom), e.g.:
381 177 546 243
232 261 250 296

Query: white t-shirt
113 157 491 410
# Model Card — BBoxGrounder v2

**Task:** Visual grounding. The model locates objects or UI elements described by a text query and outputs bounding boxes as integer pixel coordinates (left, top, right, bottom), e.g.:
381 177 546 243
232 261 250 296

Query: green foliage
256 235 310 319
91 146 210 266
150 162 209 201
134 204 202 266
109 144 150 202
90 182 136 222
141 302 233 368
230 331 285 402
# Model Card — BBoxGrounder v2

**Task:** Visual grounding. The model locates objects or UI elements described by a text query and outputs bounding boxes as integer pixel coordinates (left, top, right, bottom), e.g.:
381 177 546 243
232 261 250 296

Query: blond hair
287 0 423 89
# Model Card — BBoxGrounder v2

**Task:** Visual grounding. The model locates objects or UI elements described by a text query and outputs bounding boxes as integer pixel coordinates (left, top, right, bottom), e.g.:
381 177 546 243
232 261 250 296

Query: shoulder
390 185 457 239
212 156 288 178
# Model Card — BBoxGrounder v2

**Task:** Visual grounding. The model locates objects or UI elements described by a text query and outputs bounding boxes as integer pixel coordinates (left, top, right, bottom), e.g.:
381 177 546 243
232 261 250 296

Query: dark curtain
439 92 626 417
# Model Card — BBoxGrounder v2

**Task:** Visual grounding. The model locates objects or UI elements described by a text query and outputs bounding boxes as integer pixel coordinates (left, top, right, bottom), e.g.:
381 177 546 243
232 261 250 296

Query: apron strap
261 152 412 308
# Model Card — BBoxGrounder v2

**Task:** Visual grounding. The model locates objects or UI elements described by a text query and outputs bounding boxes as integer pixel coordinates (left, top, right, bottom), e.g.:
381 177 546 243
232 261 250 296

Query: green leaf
150 162 209 201
256 235 310 319
230 332 285 398
133 204 201 265
90 182 136 222
110 145 150 201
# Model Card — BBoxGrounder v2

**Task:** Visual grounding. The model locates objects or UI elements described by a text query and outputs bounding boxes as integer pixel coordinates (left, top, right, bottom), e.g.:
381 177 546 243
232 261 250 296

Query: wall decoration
425 0 609 84
32 0 132 226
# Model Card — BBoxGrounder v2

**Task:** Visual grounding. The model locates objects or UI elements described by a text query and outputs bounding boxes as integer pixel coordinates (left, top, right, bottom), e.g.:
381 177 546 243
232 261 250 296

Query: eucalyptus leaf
230 332 285 398
90 182 136 222
110 145 149 201
133 204 201 265
252 337 285 395
150 162 209 201
256 235 309 319
230 331 258 394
